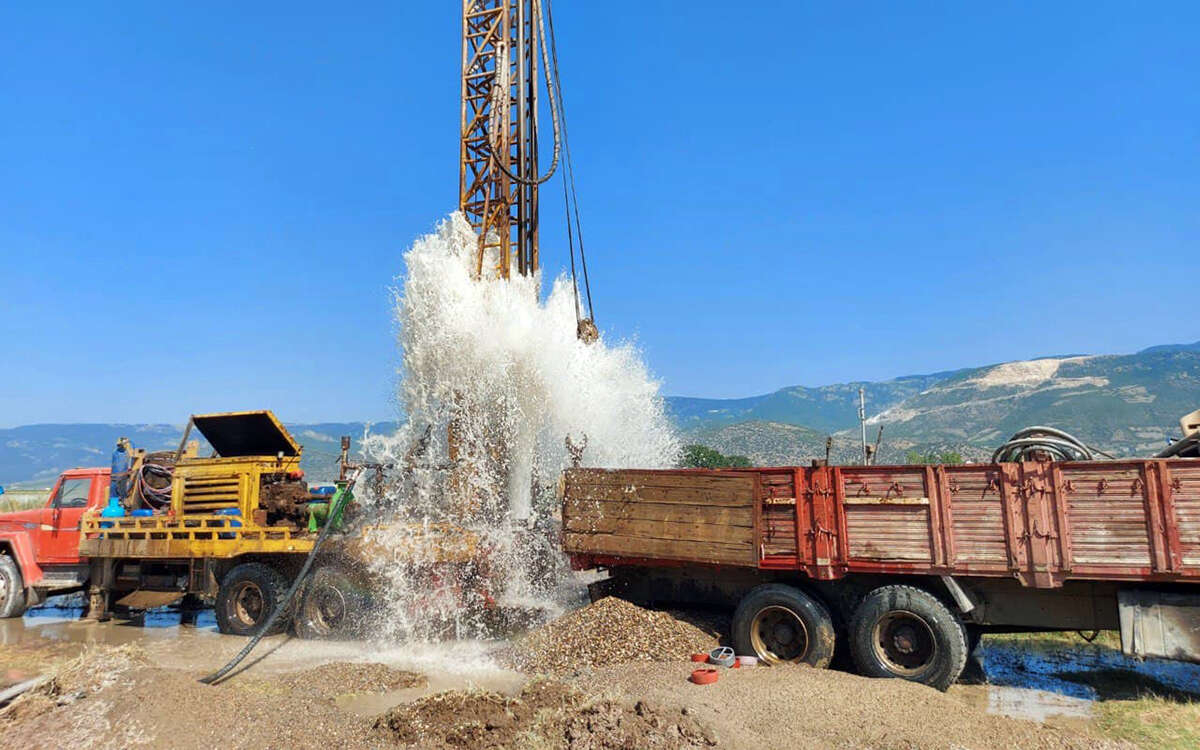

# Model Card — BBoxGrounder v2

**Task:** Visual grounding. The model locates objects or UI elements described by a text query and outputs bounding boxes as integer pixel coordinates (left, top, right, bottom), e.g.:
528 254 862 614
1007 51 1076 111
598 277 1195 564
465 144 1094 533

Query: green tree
679 444 754 469
904 449 964 465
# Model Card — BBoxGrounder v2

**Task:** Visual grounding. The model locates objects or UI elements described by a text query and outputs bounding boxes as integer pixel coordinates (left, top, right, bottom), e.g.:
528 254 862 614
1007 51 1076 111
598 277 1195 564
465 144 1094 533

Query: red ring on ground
690 668 719 685
690 653 709 662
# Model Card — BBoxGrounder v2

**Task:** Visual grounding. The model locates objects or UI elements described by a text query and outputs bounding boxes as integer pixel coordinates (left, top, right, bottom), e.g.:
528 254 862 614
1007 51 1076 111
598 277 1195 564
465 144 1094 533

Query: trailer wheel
732 584 835 668
849 585 968 691
294 566 368 640
215 562 290 637
0 555 26 619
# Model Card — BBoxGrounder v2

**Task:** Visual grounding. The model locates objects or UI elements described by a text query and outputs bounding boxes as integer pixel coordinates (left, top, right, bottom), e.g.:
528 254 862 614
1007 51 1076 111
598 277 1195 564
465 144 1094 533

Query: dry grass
986 630 1123 650
1094 690 1200 749
0 490 48 512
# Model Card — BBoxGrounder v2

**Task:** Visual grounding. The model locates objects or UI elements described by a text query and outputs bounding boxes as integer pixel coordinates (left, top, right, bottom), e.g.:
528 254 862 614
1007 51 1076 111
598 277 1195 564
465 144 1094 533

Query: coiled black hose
991 426 1112 464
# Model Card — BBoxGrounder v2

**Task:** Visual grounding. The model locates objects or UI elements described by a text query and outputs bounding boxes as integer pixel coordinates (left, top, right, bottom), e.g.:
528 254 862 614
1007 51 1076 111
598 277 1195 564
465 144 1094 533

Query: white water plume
359 213 679 640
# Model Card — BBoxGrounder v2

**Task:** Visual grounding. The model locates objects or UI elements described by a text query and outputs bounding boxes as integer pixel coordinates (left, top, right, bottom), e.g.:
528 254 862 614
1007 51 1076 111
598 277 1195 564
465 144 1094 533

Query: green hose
199 475 358 685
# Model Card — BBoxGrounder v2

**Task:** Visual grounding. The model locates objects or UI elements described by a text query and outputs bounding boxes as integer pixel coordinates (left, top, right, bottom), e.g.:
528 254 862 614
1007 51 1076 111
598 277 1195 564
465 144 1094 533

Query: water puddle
986 685 1094 721
977 640 1200 723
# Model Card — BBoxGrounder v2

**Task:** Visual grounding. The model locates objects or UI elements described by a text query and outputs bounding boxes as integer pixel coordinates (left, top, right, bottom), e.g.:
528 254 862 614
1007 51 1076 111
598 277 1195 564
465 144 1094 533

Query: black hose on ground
198 471 359 685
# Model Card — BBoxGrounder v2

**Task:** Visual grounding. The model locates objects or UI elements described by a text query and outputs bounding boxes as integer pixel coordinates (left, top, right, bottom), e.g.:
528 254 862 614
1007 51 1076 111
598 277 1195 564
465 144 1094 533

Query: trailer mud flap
1118 589 1200 663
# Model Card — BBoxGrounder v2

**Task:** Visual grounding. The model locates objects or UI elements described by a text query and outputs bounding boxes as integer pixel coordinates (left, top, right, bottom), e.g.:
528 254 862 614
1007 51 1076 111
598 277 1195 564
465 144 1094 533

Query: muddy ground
2 600 1196 749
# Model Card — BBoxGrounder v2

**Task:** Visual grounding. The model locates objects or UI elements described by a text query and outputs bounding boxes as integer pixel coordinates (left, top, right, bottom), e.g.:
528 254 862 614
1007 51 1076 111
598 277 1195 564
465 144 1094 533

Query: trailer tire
294 565 369 640
732 584 836 668
0 555 26 619
215 562 290 637
849 585 968 691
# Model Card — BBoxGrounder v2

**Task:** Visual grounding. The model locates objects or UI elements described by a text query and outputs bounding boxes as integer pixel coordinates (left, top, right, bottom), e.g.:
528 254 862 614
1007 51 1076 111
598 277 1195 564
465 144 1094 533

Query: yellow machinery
79 411 478 637
80 411 317 559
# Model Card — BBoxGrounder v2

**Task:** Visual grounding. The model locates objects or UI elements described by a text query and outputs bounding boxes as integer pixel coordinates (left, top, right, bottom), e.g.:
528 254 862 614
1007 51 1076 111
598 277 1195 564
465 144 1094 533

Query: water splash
358 213 679 640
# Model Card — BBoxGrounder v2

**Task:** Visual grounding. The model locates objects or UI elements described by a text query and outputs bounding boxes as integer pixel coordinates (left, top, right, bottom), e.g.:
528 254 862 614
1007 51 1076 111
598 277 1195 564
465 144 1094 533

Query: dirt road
2 600 1195 749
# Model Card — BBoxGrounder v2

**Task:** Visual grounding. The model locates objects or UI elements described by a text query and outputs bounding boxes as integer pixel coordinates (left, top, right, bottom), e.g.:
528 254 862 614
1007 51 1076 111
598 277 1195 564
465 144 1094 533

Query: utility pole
858 387 868 465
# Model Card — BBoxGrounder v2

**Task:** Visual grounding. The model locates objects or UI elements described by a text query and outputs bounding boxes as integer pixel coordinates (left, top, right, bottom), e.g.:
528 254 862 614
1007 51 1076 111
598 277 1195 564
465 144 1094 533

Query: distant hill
669 345 1200 465
4 342 1199 484
0 421 398 487
667 371 959 434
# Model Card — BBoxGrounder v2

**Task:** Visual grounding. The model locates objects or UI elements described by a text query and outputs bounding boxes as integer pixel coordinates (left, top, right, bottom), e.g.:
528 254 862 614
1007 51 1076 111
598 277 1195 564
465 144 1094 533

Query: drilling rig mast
459 0 540 280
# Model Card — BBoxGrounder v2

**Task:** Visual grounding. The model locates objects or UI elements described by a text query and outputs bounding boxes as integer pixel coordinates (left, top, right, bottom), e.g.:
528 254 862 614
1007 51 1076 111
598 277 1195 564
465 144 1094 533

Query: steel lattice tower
460 0 539 279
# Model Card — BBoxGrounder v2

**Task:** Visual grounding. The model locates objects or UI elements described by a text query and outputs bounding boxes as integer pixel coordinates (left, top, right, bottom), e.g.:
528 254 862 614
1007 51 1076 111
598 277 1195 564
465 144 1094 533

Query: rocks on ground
373 678 715 750
497 596 721 675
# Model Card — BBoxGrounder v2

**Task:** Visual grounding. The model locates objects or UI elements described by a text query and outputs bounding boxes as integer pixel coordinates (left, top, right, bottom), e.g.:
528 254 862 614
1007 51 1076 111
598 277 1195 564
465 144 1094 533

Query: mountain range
3 342 1198 486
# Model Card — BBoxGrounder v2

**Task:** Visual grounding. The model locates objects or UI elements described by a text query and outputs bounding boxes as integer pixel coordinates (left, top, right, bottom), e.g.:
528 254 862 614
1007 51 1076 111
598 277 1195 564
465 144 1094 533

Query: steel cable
486 0 562 186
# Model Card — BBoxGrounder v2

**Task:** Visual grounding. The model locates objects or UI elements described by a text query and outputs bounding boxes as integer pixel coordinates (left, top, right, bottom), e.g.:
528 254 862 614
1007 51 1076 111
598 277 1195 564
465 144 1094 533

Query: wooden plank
566 482 753 506
562 531 755 566
564 498 753 527
564 516 754 545
843 496 930 506
567 470 754 499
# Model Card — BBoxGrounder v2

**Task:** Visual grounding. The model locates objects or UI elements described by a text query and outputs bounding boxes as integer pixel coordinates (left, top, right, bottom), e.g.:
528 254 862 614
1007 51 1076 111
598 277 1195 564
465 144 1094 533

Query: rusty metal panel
1060 464 1153 567
1168 462 1200 568
840 467 933 563
945 466 1009 565
1118 589 1200 663
758 469 798 558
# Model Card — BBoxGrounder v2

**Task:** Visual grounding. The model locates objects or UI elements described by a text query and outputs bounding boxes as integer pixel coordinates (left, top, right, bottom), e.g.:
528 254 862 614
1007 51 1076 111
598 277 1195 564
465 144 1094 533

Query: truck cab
0 467 108 617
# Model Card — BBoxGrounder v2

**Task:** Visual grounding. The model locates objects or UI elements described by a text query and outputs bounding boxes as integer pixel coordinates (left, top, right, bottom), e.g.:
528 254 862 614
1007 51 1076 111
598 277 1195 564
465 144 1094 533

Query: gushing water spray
360 214 679 640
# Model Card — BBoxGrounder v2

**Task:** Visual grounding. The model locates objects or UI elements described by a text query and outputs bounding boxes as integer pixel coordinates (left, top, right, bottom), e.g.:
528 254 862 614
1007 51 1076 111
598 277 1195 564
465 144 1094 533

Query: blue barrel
100 495 126 529
214 507 242 539
130 508 154 517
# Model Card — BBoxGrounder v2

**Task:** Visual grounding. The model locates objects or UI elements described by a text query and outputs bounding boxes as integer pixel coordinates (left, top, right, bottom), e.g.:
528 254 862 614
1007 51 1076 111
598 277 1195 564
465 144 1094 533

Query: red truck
562 458 1200 690
0 468 108 618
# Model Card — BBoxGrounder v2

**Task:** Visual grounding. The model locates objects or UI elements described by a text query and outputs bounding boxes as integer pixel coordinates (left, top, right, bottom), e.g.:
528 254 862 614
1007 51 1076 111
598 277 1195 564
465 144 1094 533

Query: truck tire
0 555 26 619
732 584 836 668
294 565 369 640
215 562 290 637
849 584 968 691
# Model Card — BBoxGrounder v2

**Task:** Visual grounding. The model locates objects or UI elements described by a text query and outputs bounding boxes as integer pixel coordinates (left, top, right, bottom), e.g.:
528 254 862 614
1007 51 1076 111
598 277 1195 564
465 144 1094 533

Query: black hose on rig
198 471 359 685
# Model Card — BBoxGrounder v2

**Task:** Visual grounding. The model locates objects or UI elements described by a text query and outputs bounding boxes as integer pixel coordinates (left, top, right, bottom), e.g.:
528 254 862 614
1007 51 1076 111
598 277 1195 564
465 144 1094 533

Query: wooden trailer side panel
562 469 759 566
1167 462 1200 568
1059 463 1154 569
562 461 1200 584
944 465 1009 568
837 466 935 563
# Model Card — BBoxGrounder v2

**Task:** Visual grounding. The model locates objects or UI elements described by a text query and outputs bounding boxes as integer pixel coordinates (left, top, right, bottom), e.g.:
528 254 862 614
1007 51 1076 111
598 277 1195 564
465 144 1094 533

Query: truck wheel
0 555 26 619
294 566 368 640
732 584 836 668
215 562 290 637
849 585 968 691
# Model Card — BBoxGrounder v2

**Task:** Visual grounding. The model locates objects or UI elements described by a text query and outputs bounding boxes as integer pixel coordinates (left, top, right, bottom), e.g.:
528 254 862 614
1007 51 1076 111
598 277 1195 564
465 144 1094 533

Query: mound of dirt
373 679 715 749
498 597 720 675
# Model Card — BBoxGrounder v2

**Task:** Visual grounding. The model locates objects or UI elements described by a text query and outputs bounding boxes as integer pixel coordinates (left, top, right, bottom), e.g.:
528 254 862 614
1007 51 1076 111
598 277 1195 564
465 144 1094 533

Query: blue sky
1 1 1196 426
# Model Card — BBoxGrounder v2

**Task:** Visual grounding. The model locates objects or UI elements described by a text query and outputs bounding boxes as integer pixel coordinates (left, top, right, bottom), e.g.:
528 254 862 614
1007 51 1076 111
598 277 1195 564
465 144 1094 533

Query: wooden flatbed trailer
562 460 1200 690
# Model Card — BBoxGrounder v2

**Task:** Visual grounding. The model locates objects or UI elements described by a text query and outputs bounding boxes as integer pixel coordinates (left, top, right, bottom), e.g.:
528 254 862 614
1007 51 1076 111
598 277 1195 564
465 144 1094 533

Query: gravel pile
499 597 721 675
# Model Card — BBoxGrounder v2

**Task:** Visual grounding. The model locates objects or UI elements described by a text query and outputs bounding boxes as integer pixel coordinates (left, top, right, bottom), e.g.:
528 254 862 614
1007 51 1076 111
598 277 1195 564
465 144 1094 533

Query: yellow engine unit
80 410 315 558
